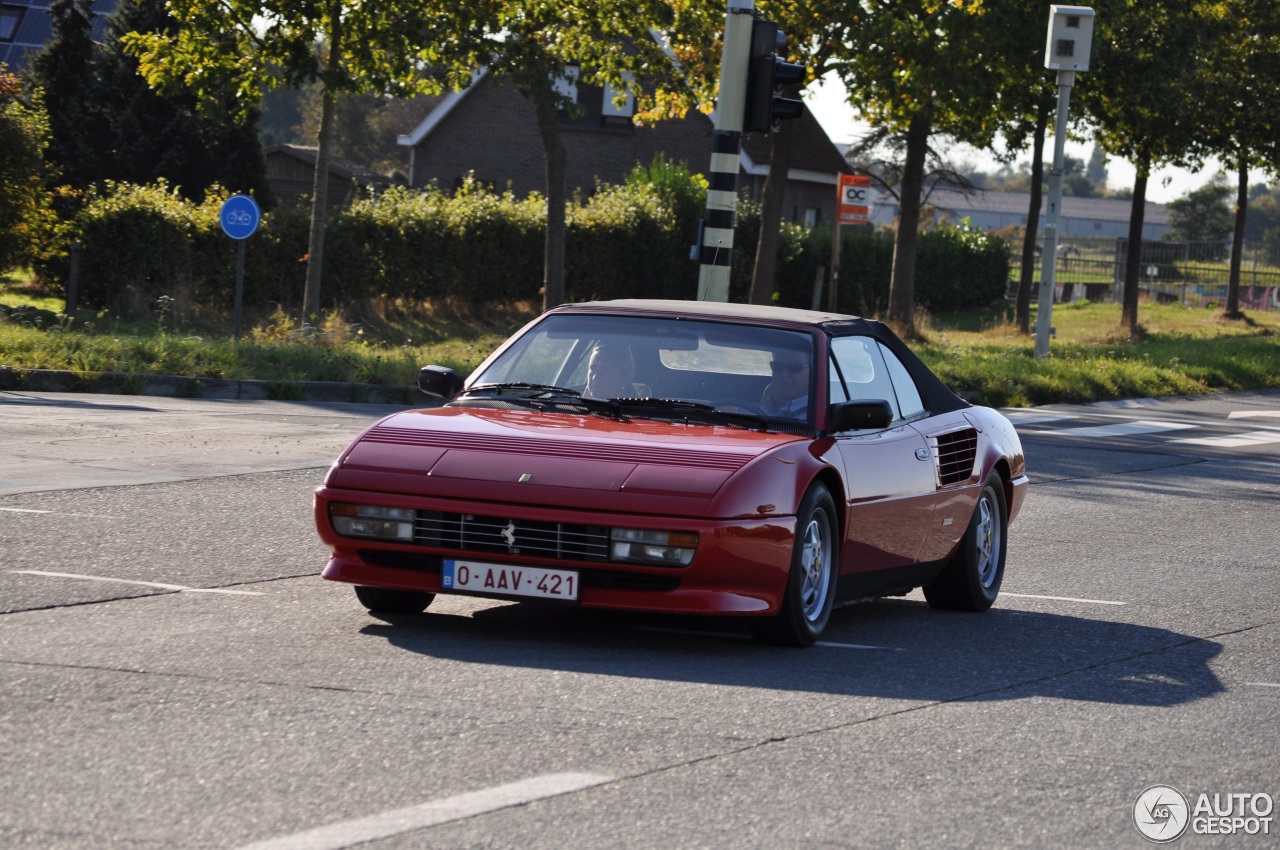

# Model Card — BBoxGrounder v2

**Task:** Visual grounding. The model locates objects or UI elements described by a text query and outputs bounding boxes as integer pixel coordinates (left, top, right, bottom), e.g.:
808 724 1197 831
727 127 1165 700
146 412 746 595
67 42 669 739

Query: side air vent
932 428 978 487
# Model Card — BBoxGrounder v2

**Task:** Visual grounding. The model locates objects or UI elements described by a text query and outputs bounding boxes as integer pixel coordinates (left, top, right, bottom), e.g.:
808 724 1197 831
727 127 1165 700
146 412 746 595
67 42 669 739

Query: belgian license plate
442 560 579 601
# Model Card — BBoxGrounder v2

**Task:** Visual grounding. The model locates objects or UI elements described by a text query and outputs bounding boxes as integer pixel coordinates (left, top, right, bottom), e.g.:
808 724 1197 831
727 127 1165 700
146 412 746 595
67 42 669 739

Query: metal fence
1005 237 1280 311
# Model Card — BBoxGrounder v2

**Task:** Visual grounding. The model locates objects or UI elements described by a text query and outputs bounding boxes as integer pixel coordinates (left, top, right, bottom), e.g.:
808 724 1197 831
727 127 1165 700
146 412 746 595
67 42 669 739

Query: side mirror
828 400 893 432
418 365 465 400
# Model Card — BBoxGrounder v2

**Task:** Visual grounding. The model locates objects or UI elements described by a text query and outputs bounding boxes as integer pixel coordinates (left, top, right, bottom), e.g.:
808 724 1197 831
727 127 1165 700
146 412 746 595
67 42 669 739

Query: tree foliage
1166 179 1234 242
0 67 54 273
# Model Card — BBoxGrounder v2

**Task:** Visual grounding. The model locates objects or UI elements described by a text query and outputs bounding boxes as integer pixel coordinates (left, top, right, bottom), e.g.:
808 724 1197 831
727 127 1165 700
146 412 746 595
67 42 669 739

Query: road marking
816 640 902 651
1228 411 1280 419
1000 412 1077 426
232 772 614 850
1244 682 1280 689
1050 420 1198 438
11 570 264 596
1002 592 1127 606
0 507 51 514
1169 431 1280 448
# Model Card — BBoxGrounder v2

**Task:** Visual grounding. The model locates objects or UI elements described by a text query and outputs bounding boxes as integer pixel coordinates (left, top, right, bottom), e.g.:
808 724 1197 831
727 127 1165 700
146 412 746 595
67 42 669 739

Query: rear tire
354 585 434 614
750 484 838 647
924 471 1007 612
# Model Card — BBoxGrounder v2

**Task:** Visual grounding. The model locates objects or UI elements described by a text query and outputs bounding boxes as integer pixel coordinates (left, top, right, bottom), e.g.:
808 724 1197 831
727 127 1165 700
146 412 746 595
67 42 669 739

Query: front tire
354 585 434 615
924 471 1007 612
750 484 838 647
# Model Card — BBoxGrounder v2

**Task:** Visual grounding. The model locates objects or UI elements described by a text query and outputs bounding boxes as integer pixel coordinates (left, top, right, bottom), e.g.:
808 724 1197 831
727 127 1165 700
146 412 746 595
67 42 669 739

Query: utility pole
1035 6 1094 358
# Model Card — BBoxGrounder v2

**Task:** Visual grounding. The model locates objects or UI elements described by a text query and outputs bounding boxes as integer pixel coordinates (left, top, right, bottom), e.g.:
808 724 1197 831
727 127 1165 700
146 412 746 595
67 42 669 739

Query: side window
878 343 926 419
828 356 849 403
829 336 901 420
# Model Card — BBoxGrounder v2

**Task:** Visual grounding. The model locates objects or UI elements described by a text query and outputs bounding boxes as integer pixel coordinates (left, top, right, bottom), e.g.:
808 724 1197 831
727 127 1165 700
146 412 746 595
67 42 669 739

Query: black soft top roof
556 300 970 416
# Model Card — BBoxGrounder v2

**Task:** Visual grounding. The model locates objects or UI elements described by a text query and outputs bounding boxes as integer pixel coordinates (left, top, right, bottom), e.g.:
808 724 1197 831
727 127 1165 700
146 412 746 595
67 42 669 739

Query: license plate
442 560 579 601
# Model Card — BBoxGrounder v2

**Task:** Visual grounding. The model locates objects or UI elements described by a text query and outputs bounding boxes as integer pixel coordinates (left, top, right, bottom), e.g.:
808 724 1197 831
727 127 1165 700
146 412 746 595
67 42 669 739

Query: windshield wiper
611 397 715 411
465 382 582 397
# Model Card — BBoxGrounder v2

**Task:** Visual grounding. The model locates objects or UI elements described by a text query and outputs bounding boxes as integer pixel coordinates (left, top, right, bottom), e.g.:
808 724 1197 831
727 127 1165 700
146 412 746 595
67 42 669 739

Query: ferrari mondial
315 300 1028 646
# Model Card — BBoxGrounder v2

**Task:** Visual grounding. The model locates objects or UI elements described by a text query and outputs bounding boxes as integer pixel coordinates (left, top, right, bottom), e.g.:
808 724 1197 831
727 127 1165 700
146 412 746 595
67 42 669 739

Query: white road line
1169 431 1280 448
1051 420 1199 438
11 570 264 596
1002 592 1127 606
1228 411 1280 419
816 640 903 651
0 507 51 514
232 772 614 850
1000 412 1078 426
1244 682 1280 689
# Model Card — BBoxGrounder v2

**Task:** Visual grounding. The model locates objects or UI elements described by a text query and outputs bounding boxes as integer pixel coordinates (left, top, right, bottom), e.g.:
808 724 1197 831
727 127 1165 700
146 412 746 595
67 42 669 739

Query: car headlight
610 528 698 566
330 503 415 541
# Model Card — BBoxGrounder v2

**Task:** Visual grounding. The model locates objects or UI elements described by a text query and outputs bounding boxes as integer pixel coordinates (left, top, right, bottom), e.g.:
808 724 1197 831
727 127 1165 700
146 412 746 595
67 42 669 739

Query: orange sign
837 174 872 224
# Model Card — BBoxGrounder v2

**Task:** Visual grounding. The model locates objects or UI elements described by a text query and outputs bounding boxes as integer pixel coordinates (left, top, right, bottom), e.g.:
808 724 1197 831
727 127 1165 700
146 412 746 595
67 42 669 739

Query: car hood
326 406 808 517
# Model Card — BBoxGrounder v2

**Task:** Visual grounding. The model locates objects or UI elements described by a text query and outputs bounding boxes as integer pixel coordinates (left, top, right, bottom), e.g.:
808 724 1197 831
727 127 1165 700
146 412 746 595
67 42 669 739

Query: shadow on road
358 598 1223 708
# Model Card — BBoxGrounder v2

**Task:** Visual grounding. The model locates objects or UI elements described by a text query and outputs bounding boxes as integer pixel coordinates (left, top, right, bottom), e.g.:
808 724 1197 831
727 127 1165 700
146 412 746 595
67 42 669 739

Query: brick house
397 68 852 226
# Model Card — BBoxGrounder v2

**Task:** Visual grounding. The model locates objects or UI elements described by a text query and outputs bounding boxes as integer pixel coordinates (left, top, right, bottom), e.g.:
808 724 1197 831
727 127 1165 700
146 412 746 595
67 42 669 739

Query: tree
94 0 269 202
828 1 1006 336
1185 0 1280 316
1166 179 1234 243
1076 0 1204 335
24 0 111 191
0 66 53 273
124 0 474 322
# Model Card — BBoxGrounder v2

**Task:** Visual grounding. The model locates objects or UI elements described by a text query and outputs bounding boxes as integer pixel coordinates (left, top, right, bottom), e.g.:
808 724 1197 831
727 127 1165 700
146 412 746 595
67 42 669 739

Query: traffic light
743 19 806 134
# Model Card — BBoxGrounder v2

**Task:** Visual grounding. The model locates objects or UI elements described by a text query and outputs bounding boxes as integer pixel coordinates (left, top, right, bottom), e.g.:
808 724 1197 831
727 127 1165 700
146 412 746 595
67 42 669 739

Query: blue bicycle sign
219 194 261 240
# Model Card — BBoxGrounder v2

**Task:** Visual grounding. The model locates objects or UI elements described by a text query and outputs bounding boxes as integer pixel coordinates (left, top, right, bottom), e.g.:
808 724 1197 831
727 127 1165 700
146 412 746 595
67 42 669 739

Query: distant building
397 68 851 226
869 186 1170 240
264 143 394 210
1 0 117 70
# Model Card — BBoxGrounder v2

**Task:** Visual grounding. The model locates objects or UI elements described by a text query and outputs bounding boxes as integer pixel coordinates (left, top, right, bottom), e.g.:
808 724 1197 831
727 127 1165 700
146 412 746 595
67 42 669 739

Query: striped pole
697 0 754 302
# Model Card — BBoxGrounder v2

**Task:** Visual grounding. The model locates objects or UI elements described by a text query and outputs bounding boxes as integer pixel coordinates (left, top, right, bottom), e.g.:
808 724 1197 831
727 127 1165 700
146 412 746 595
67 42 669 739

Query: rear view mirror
418 365 464 400
828 400 893 432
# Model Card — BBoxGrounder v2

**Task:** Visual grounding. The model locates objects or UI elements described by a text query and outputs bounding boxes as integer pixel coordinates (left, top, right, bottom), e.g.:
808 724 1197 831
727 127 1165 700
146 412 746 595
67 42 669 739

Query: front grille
414 511 611 562
932 428 978 487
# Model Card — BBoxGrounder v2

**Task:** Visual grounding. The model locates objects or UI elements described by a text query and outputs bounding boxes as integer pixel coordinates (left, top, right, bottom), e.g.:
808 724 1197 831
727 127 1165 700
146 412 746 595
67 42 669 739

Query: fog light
610 528 697 566
330 502 415 541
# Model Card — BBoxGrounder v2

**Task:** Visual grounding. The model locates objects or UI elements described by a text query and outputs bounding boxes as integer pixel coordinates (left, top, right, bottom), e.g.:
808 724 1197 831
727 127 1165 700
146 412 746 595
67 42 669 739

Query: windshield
465 313 817 430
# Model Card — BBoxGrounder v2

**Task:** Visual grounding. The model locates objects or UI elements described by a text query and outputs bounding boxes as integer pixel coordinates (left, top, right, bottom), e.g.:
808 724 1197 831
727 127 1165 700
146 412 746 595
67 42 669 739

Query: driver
760 346 811 419
583 341 650 399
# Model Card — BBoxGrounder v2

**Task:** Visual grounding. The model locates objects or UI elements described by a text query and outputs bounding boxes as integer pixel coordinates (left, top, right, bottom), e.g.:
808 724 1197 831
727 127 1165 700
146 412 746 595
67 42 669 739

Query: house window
1 7 24 41
602 76 635 119
803 208 819 228
553 65 579 104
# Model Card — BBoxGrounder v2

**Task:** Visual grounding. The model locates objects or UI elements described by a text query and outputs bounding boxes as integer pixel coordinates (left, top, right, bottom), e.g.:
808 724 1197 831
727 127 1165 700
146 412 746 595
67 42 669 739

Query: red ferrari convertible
315 300 1028 646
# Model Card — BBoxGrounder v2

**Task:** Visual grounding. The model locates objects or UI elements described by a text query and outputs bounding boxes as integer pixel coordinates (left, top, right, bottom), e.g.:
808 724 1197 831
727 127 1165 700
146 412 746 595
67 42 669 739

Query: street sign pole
219 194 261 343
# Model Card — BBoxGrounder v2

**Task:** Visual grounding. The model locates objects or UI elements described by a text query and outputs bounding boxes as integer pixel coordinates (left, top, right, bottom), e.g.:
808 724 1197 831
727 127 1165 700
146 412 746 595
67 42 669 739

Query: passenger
583 341 650 399
760 347 811 419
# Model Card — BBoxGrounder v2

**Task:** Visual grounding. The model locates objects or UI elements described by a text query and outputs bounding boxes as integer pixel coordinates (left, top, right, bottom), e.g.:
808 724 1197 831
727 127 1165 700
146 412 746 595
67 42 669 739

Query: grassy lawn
2 275 1278 408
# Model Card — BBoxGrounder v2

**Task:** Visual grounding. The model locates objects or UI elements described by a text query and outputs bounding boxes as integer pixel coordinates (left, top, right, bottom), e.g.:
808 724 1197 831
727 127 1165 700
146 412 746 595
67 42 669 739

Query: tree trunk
888 115 929 337
1225 155 1248 318
533 89 566 312
1016 108 1049 334
1121 159 1149 336
748 109 797 306
301 1 343 324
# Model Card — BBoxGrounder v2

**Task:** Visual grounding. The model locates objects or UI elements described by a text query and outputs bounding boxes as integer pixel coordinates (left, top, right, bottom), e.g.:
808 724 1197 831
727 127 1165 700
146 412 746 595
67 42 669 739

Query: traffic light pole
697 0 754 302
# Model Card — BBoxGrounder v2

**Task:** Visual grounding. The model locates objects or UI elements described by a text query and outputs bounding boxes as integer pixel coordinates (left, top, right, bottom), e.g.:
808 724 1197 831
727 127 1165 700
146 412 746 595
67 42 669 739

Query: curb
0 366 420 405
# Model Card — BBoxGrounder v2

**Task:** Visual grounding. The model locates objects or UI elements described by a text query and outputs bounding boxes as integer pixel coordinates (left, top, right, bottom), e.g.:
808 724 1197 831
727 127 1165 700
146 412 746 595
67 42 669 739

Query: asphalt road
1 389 1277 849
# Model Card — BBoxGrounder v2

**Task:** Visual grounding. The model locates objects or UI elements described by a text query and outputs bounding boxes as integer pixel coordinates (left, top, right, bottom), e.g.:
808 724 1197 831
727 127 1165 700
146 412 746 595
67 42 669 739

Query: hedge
35 175 1009 319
